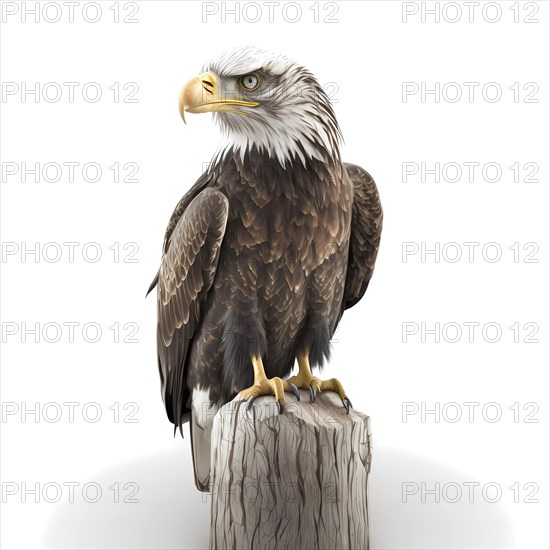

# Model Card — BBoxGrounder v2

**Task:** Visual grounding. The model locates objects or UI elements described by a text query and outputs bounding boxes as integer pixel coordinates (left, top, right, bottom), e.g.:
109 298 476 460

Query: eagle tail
189 416 213 492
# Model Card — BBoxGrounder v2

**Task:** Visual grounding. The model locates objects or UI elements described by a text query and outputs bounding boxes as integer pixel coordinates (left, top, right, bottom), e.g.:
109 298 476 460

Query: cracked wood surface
209 391 372 550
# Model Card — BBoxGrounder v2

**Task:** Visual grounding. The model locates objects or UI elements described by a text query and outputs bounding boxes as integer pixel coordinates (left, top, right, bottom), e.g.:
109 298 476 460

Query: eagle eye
238 74 260 91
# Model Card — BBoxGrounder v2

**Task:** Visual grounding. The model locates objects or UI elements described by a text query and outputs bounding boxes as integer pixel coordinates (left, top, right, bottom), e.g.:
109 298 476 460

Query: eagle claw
289 383 301 401
287 372 350 413
239 372 286 414
246 396 256 412
341 396 352 414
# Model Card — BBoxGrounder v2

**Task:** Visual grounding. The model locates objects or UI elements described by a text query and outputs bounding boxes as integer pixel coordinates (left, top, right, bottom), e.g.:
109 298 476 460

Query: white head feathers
202 46 342 167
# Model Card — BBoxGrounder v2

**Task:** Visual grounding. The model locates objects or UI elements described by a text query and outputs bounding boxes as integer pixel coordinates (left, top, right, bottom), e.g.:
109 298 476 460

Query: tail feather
190 415 213 492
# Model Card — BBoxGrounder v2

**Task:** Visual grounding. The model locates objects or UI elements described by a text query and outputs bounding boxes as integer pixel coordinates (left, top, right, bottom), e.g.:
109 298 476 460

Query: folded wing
343 163 383 309
156 188 229 432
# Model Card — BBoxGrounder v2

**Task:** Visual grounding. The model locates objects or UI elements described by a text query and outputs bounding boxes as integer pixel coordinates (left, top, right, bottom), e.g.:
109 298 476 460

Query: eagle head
178 46 342 166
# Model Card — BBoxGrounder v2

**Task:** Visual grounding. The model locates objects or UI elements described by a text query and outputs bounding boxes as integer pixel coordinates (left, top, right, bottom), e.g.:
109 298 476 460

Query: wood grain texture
209 391 372 550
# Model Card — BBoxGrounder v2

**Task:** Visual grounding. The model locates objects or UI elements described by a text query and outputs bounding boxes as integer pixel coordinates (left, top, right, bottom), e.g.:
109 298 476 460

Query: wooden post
209 390 372 550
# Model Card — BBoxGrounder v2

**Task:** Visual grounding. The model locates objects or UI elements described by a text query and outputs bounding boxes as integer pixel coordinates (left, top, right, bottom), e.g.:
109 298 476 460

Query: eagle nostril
201 80 215 94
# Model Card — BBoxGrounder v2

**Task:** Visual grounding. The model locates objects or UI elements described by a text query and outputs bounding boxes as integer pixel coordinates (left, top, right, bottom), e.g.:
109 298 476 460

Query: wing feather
155 188 228 432
343 163 383 309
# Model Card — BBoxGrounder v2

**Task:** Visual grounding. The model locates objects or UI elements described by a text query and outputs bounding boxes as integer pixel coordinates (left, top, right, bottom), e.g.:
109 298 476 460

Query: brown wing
147 171 213 296
343 163 383 309
155 188 228 432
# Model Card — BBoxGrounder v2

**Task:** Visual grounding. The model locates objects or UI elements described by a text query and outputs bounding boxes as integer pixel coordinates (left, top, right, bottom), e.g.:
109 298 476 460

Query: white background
1 1 548 549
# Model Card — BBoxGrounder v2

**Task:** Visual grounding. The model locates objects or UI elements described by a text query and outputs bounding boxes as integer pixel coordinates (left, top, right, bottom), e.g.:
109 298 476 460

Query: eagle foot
284 375 352 414
238 376 288 413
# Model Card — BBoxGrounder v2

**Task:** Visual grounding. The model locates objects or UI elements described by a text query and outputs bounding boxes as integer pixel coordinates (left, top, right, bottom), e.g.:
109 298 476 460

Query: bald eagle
148 46 382 491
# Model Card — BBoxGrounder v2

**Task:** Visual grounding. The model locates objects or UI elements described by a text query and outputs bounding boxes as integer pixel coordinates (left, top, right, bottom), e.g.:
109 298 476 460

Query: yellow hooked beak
178 71 260 123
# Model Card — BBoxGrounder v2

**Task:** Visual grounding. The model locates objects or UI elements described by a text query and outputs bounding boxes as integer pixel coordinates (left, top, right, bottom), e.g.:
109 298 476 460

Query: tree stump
209 390 372 550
